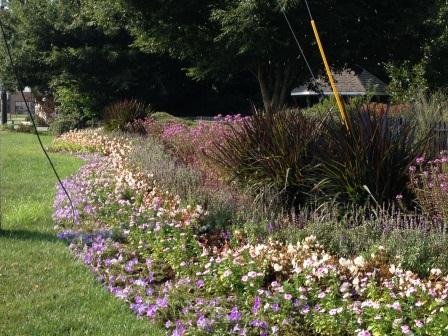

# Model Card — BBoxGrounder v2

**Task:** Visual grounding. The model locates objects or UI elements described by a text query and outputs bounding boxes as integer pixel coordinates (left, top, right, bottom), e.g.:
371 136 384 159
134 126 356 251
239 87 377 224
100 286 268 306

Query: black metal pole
1 89 6 124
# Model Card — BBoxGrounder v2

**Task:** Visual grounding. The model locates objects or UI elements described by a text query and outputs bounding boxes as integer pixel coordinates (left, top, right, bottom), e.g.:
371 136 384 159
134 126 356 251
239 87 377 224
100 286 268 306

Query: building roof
291 68 388 97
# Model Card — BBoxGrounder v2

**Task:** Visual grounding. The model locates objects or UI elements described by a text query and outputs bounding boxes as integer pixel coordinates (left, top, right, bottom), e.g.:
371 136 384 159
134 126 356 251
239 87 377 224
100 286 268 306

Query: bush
0 124 15 132
316 106 430 205
209 110 325 209
409 152 448 224
103 99 151 131
49 114 83 135
385 61 429 103
52 78 95 130
34 115 49 127
18 124 35 133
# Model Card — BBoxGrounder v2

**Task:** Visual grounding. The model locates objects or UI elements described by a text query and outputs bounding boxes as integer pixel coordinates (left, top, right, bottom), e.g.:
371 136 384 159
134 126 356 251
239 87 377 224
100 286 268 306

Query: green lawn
0 131 162 336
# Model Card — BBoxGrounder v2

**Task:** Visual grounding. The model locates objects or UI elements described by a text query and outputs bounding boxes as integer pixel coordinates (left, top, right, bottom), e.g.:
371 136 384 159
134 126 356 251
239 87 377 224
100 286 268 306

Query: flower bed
53 130 448 335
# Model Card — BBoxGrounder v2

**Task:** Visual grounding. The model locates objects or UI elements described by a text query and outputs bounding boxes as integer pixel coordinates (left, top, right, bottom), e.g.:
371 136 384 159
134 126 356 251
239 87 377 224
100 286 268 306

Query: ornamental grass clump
316 106 430 205
209 110 325 209
103 99 152 131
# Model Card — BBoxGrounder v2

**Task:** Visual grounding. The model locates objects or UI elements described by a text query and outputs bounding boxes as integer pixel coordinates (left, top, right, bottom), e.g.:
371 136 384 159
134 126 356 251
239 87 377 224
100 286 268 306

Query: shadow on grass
0 229 58 243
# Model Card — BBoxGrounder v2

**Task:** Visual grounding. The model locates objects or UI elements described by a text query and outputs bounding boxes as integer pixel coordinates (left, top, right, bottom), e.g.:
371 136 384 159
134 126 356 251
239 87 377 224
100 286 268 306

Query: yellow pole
310 19 350 131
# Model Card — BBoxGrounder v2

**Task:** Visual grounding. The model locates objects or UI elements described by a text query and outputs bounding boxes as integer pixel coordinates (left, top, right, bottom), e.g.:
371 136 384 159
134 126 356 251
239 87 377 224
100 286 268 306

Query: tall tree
0 0 209 117
424 0 448 88
117 0 434 112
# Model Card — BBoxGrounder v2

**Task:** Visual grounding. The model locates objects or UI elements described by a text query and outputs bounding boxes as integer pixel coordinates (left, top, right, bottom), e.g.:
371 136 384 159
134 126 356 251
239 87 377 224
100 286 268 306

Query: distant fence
433 121 448 155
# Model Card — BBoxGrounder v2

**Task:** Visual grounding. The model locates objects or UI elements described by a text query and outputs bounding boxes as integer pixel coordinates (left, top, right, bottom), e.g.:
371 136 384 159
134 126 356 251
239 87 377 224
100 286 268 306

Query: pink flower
416 156 425 164
284 293 292 300
401 325 411 334
357 330 371 336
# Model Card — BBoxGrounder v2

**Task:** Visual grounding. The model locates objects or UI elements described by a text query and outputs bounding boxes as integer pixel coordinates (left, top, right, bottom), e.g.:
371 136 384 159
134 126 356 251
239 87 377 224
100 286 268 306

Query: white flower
354 256 366 268
430 268 442 277
273 263 283 272
247 271 257 278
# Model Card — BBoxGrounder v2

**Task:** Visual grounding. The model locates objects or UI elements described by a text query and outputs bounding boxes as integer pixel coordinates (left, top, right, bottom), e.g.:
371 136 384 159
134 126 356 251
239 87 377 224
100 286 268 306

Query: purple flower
250 320 268 329
227 306 242 321
146 304 158 318
196 314 207 329
172 320 186 336
271 303 280 312
148 272 155 283
195 279 205 288
300 305 310 315
156 296 168 308
130 302 148 316
252 296 261 314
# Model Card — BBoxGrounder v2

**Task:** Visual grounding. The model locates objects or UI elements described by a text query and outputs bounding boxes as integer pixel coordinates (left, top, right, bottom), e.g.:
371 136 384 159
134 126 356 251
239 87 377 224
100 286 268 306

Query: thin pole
303 0 350 131
310 19 350 130
1 89 6 124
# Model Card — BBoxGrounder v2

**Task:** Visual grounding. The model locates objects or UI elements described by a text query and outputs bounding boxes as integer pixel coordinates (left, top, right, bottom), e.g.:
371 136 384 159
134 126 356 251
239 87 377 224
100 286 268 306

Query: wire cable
303 0 314 20
281 8 317 83
281 7 325 100
0 15 77 226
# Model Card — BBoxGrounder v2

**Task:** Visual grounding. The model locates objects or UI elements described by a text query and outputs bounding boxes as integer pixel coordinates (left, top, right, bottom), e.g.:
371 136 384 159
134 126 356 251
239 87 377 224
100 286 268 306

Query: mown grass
0 131 162 336
151 111 197 126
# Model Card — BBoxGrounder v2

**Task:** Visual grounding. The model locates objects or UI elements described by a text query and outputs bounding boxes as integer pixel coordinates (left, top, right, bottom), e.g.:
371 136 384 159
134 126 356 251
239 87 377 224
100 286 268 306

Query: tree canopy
103 0 437 111
0 0 445 117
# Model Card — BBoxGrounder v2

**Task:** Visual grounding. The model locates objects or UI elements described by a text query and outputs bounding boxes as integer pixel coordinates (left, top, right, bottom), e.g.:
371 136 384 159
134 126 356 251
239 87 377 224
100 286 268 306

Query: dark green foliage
119 0 436 112
103 99 152 131
209 110 324 208
49 78 96 133
49 114 82 135
423 0 448 88
316 107 430 205
34 115 49 127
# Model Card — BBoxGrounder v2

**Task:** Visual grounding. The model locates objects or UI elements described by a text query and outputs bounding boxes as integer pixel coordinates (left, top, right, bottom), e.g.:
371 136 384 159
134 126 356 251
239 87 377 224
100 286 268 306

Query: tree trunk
256 60 297 113
257 64 272 113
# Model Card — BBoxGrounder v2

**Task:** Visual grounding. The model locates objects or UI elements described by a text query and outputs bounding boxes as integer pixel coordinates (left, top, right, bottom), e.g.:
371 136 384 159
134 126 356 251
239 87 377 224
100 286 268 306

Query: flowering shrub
126 114 247 167
409 152 448 225
52 130 448 335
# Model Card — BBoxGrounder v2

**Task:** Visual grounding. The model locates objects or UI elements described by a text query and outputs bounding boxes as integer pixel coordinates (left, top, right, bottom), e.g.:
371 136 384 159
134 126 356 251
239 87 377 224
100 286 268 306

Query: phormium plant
103 99 152 131
316 105 431 205
209 110 325 208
